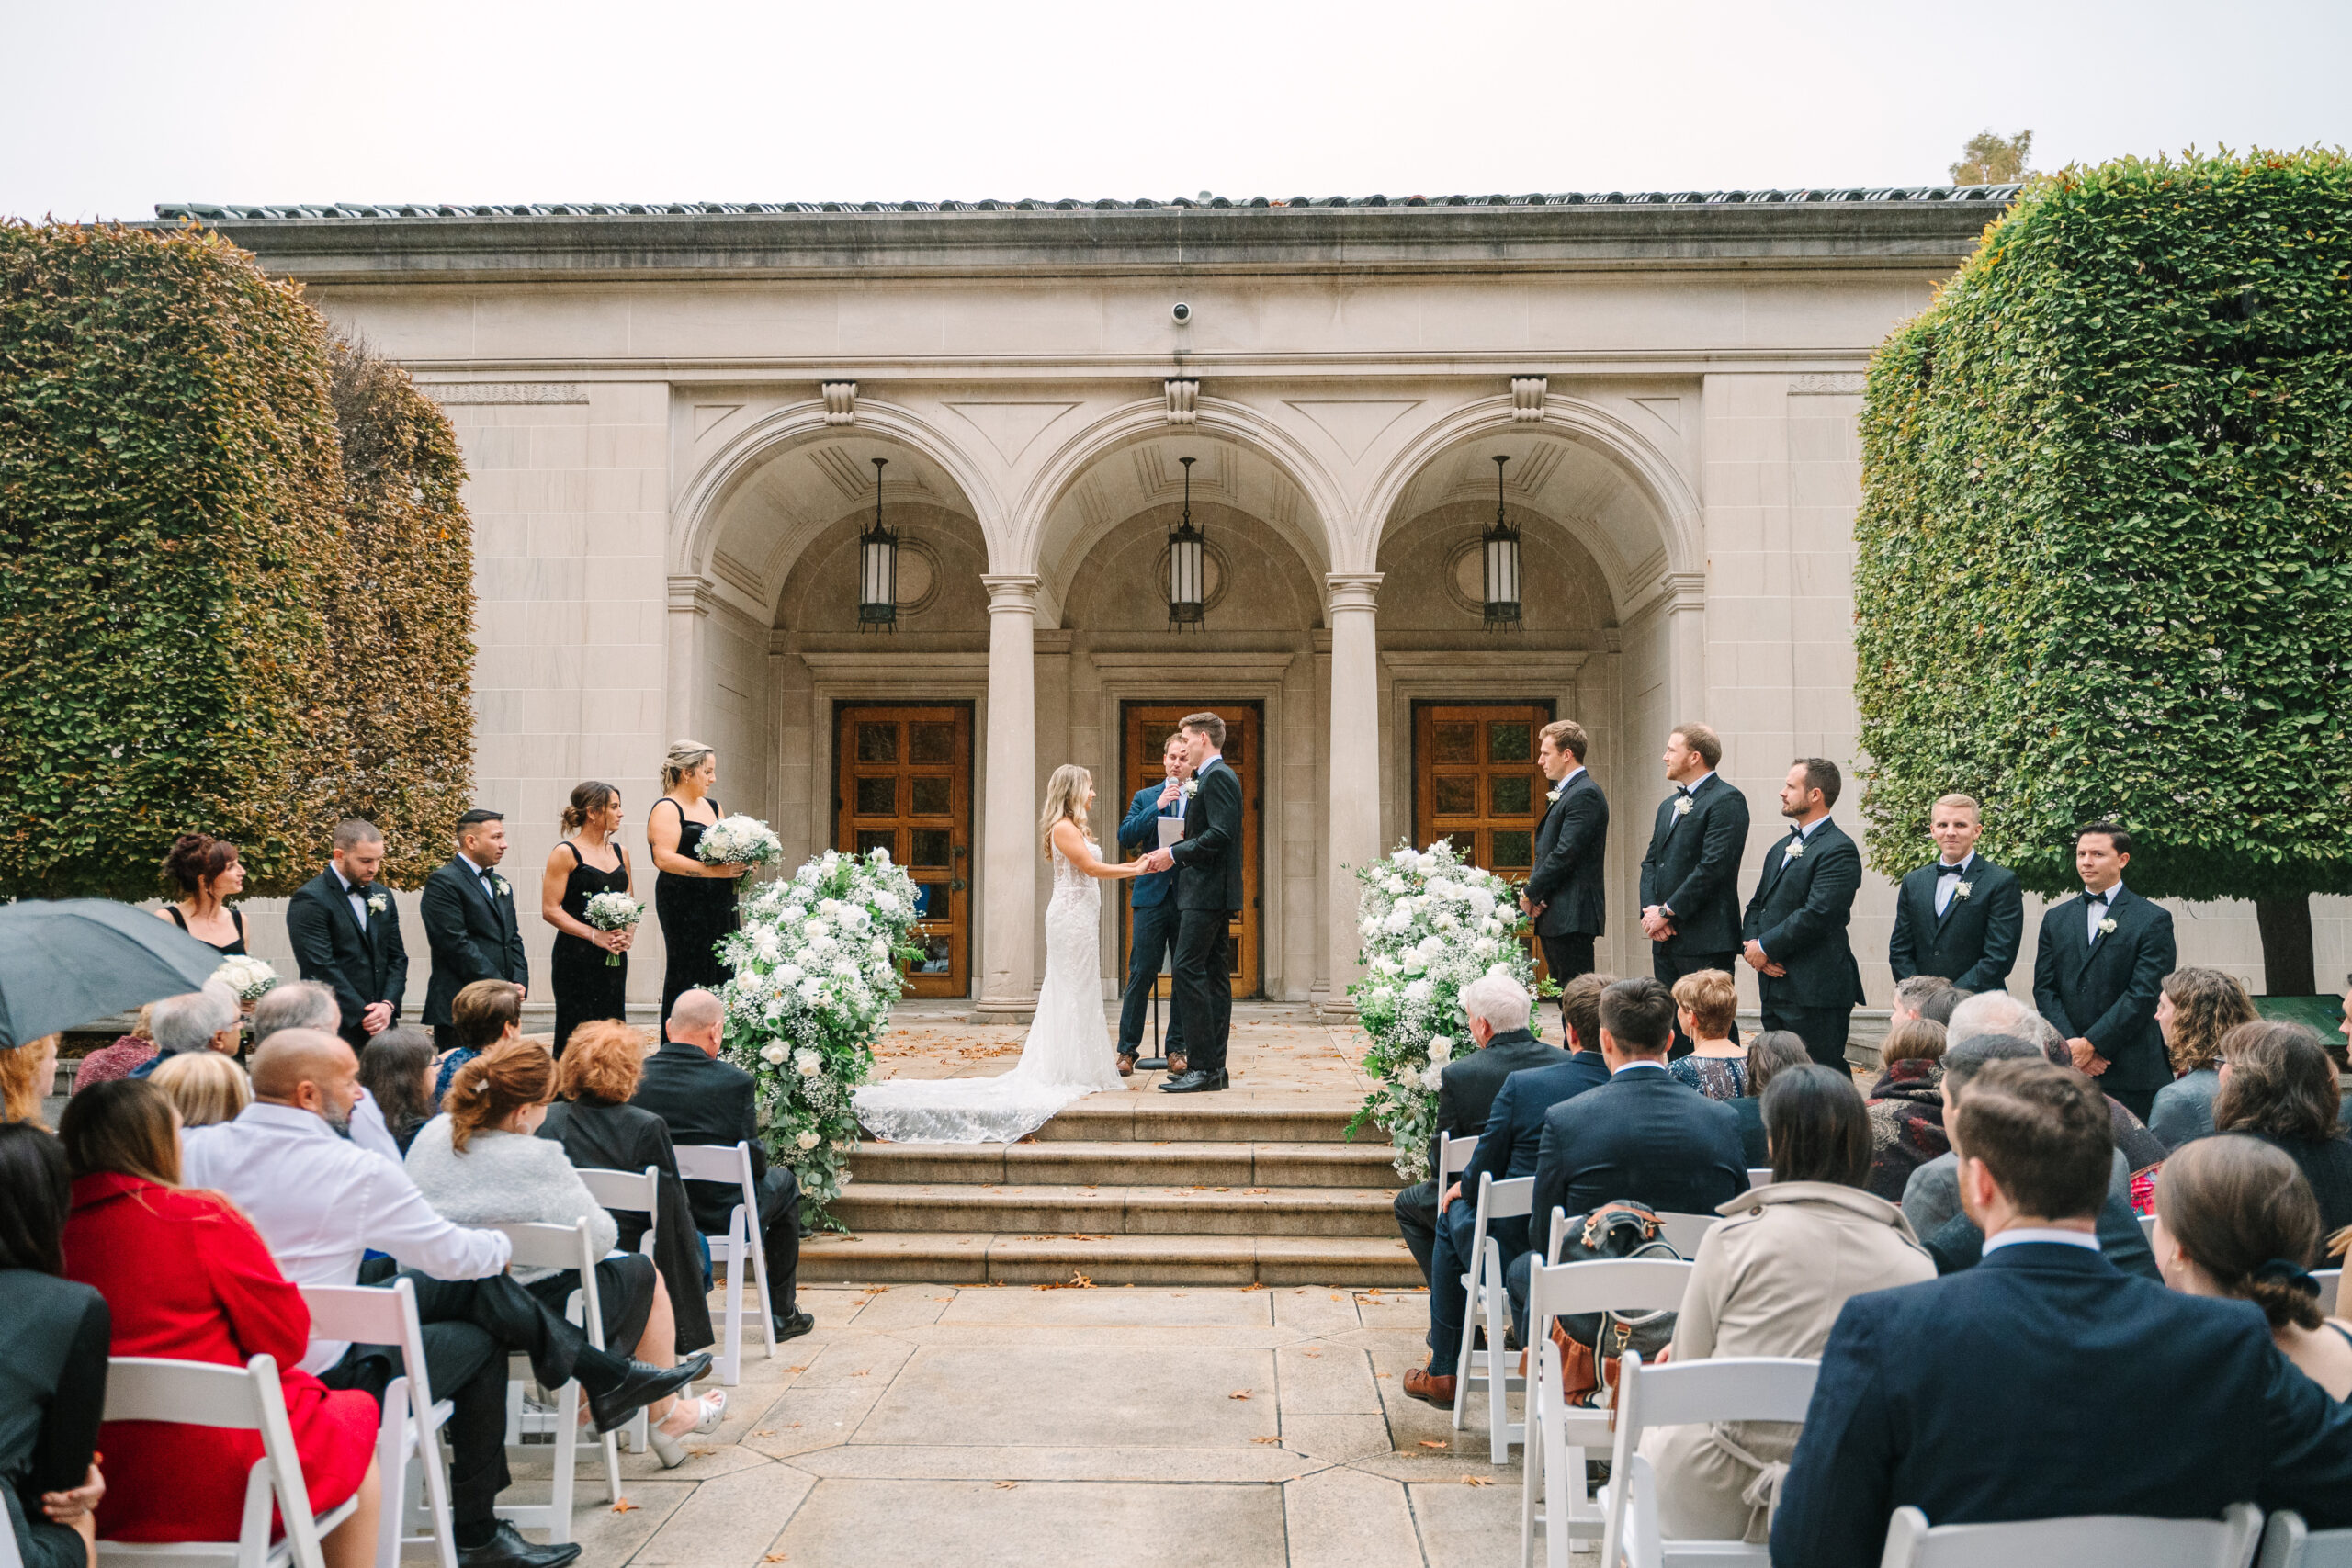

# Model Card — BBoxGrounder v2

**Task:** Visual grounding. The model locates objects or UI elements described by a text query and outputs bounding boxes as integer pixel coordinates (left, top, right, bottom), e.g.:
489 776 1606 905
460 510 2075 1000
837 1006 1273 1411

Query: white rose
1486 963 1514 980
795 1049 822 1077
1434 913 1458 931
1416 852 1440 874
777 963 803 985
1404 978 1433 1003
795 1130 821 1150
760 1043 787 1065
798 978 824 1002
754 931 782 962
1419 1064 1446 1092
874 891 899 913
1466 887 1496 917
804 919 829 939
1401 952 1427 976
1473 937 1498 957
1428 1035 1454 1063
1383 908 1413 934
1392 847 1417 865
763 999 784 1021
1384 875 1408 896
1361 916 1381 938
871 938 890 958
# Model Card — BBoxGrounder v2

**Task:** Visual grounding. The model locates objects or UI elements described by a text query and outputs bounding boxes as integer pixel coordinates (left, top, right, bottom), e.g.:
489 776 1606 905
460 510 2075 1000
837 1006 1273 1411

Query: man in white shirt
251 979 403 1164
185 1030 705 1568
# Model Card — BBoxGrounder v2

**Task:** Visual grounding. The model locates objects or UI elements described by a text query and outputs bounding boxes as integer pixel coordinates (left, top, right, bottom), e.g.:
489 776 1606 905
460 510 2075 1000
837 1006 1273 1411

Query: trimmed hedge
0 222 473 897
1854 149 2352 903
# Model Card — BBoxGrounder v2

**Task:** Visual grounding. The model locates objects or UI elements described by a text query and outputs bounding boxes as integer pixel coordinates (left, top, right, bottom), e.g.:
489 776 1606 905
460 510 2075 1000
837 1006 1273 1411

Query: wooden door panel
1414 700 1554 980
836 704 970 997
1120 703 1261 998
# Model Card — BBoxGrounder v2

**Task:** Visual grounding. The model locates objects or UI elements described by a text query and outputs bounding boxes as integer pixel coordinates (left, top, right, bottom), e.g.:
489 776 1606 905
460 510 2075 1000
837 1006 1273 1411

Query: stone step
850 1138 1406 1190
831 1182 1402 1237
1023 1091 1376 1145
798 1229 1420 1287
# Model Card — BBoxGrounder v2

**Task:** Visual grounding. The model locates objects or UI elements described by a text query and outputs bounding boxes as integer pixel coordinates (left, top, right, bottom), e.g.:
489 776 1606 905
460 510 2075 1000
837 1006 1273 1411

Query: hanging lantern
1483 453 1522 630
1168 455 1205 629
858 456 898 632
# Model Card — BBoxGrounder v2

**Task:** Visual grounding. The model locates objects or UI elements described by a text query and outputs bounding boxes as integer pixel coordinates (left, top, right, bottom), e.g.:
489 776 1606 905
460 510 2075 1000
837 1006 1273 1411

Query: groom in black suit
1888 791 2024 991
1637 721 1749 1055
285 818 409 1054
1138 712 1243 1094
2032 821 2177 1122
422 807 531 1049
1519 718 1607 1027
1740 758 1867 1069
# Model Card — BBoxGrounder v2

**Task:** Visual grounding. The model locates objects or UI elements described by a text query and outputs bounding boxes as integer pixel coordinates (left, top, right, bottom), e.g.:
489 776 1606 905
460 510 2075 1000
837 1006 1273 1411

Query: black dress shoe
456 1522 582 1568
771 1309 816 1343
1157 1068 1228 1093
586 1351 713 1435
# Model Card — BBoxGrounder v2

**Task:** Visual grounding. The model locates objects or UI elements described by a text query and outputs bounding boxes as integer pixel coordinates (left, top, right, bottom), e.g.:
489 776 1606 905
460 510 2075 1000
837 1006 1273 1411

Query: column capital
980 573 1043 613
1323 572 1384 615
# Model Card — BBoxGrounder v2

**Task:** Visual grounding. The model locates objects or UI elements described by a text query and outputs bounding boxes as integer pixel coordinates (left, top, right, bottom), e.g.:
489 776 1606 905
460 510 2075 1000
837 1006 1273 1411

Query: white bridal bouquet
212 953 280 1003
581 891 644 967
1346 840 1541 1180
697 814 783 868
716 846 925 1226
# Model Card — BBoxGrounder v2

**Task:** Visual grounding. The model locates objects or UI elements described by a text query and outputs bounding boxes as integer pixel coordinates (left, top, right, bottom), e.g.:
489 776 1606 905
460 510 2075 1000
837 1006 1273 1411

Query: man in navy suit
1114 732 1190 1074
422 808 531 1050
1138 713 1244 1093
2031 822 2177 1123
1888 793 2024 991
1520 718 1608 1023
1638 723 1750 1055
1772 1058 2352 1566
285 818 409 1054
1740 758 1868 1069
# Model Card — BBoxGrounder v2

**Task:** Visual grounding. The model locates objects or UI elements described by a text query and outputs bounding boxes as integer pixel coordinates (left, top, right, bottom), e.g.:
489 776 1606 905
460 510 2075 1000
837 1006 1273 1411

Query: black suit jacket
1429 1028 1566 1179
420 855 529 1026
1455 1049 1611 1257
1740 819 1867 1011
285 869 408 1046
537 1096 714 1353
1638 774 1750 954
1524 769 1608 939
1170 756 1244 913
2032 885 2177 1093
631 1041 768 1236
1770 1245 2352 1567
1888 855 2023 992
1528 1066 1747 1248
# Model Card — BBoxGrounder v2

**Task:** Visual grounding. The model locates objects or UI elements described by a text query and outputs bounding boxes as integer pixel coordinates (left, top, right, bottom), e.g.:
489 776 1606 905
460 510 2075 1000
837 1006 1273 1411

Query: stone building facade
170 189 2316 1018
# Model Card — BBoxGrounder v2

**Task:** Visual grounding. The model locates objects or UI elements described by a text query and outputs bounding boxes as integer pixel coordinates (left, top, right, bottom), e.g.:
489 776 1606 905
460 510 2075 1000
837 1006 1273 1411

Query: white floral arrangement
717 847 924 1227
211 953 279 1003
581 891 644 968
1345 840 1541 1181
697 814 784 869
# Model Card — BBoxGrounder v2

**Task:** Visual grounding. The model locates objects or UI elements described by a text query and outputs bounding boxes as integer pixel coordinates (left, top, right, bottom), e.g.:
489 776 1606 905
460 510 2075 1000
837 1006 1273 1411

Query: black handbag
1545 1200 1680 1409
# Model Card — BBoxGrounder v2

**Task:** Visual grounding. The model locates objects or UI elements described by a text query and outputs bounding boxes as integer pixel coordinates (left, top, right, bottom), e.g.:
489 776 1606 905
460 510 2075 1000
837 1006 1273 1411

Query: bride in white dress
854 764 1144 1144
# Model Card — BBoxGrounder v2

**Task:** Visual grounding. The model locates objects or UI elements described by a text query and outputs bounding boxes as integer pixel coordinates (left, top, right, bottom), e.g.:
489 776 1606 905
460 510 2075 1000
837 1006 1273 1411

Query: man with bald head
633 987 812 1344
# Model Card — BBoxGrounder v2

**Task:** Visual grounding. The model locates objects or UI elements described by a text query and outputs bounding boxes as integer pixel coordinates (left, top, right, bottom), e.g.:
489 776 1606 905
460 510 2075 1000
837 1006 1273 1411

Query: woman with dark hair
152 834 247 955
2154 1133 2352 1399
2213 1021 2352 1232
541 781 636 1056
1729 1032 1812 1168
0 1123 109 1568
355 1028 436 1156
1637 1064 1932 1542
2147 967 2260 1150
1863 1019 1950 1202
432 978 522 1108
56 1081 381 1568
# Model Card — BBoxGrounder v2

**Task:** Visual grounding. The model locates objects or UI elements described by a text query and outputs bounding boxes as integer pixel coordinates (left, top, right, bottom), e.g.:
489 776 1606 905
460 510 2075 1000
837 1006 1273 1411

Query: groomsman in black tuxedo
1637 722 1750 1055
423 807 530 1050
1889 792 2024 991
2032 821 2177 1122
1519 718 1607 1032
285 818 409 1054
1740 758 1867 1069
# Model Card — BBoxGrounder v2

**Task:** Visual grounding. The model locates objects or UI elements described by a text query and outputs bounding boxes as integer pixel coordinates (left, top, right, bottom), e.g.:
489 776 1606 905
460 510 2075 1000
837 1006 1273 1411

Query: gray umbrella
0 898 230 1047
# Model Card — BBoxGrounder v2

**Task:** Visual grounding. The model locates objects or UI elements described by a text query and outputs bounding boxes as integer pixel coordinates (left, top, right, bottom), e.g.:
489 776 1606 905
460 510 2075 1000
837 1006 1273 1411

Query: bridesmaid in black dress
648 739 748 1026
541 781 636 1055
154 833 248 954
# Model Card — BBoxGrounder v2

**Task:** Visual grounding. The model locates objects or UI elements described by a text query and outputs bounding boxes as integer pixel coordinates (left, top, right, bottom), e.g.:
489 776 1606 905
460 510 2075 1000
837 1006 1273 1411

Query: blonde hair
1038 764 1093 859
151 1050 253 1128
1670 969 1739 1039
0 1035 58 1126
1932 793 1982 819
661 740 716 792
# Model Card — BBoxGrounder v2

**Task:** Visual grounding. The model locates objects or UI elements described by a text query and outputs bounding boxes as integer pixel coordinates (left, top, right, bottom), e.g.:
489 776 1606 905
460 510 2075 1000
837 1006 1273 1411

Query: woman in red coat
56 1080 380 1568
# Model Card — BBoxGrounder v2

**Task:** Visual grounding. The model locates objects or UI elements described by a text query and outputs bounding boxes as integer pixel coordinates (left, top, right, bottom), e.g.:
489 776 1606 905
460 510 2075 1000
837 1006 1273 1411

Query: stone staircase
801 1091 1420 1286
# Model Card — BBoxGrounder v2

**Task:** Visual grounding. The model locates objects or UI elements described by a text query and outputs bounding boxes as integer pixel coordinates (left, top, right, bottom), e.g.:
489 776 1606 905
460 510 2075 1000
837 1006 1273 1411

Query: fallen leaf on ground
1419 1439 1449 1450
1241 1281 1265 1292
611 1499 639 1513
1245 1188 1270 1195
995 1481 1018 1490
1229 1390 1251 1400
754 1429 775 1437
763 1553 787 1562
1253 1436 1283 1444
852 1369 871 1377
1303 1348 1322 1359
1462 1476 1494 1487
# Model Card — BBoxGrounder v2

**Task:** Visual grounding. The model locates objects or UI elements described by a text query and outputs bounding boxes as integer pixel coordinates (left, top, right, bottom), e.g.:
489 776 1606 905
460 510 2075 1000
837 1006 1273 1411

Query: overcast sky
5 0 2346 221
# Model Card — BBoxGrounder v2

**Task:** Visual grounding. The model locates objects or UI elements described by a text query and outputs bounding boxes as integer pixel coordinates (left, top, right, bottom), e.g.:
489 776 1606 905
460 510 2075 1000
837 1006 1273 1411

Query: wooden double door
1413 701 1555 885
835 704 970 998
1119 703 1261 998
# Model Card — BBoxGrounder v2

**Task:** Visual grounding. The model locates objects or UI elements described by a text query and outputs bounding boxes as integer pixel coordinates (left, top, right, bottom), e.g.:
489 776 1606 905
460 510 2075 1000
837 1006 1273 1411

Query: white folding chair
300 1278 457 1568
1879 1502 2263 1568
0 1491 21 1568
1597 1350 1819 1568
2313 1269 2341 1315
96 1353 361 1568
2258 1508 2352 1568
1516 1257 1694 1568
2141 1213 2160 1243
1452 1172 1534 1462
1747 1168 1772 1190
574 1167 662 1454
674 1141 777 1386
492 1220 616 1541
1544 1209 1714 1263
1439 1131 1481 1182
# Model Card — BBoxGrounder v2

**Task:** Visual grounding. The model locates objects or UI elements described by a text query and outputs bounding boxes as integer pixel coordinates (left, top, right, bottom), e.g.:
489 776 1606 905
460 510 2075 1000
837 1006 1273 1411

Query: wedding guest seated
1641 1065 1932 1543
1668 970 1747 1100
1400 973 1615 1407
538 1021 719 1430
128 982 239 1080
57 1081 384 1568
2214 1021 2352 1232
406 1042 706 1465
633 988 815 1347
2147 967 2258 1150
1918 985 1967 1028
356 1028 437 1156
1732 1032 1813 1168
1950 988 2168 1174
67 1007 154 1092
1887 975 1952 1028
2 1035 59 1127
434 979 521 1108
256 982 404 1162
1862 1019 1948 1202
1770 1058 2352 1566
0 1123 109 1568
2154 1133 2352 1400
1390 974 1565 1284
149 1050 250 1129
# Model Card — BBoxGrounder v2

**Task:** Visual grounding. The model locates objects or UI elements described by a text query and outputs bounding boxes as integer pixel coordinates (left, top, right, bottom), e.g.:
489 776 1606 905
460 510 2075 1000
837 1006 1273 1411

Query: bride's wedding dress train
853 840 1125 1144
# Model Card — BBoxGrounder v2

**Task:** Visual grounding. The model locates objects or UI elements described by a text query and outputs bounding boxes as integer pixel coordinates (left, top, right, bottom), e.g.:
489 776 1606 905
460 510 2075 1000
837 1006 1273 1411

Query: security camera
1171 301 1192 324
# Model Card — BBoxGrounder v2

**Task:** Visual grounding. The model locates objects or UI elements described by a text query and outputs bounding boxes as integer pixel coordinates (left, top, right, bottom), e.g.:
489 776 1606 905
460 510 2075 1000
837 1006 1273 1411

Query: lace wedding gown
853 840 1126 1144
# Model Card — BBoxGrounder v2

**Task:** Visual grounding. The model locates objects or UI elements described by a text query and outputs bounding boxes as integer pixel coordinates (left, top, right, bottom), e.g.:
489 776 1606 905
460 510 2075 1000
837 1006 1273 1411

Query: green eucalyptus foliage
1855 149 2352 901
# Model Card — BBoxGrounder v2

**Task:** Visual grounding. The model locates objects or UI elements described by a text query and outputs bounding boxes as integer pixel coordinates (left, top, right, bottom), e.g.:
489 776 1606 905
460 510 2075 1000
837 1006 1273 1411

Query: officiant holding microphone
1114 733 1192 1077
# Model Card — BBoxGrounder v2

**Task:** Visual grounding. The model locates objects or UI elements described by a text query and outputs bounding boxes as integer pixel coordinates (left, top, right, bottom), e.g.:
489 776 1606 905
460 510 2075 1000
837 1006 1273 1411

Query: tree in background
1951 129 2034 186
1855 149 2352 994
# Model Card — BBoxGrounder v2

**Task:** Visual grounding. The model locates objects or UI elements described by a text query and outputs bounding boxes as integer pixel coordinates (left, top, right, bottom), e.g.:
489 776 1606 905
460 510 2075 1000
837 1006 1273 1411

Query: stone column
978 575 1041 1018
1325 572 1384 1010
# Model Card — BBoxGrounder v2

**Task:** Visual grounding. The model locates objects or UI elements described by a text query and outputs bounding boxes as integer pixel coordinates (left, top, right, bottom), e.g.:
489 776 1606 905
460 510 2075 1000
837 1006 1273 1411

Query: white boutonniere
1546 783 1565 805
1953 881 1973 901
1673 796 1692 817
492 876 512 898
367 892 388 914
1784 840 1804 859
1182 780 1199 799
2098 917 2118 935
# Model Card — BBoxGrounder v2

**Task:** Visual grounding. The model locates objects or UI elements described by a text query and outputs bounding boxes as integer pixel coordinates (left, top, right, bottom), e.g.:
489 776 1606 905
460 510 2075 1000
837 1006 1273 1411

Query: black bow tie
1935 863 1966 877
2084 888 2111 907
